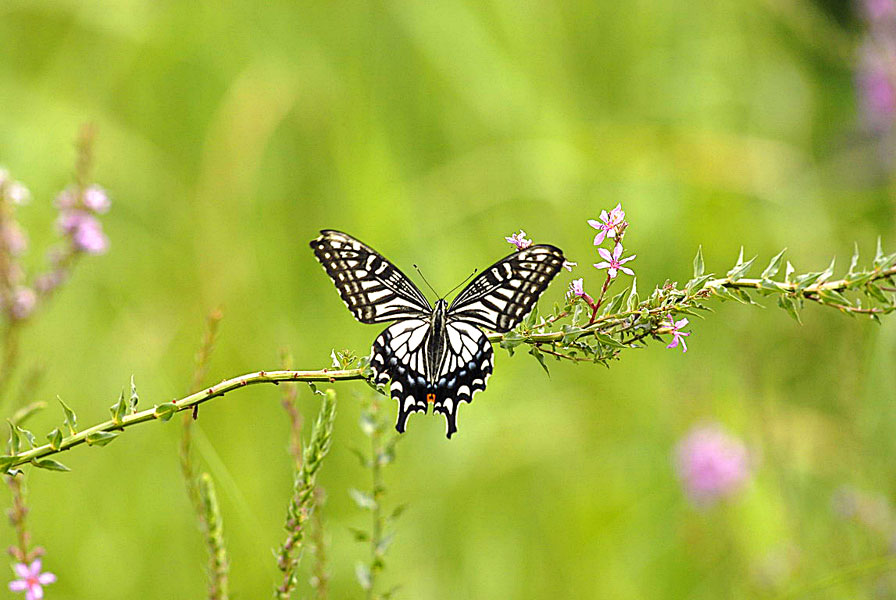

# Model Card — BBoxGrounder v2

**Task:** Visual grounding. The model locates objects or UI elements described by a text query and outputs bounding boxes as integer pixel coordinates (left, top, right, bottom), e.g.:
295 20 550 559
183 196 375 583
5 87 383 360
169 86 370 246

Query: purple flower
863 0 896 20
504 230 532 251
10 288 36 320
593 243 635 279
675 424 750 506
57 211 108 254
9 560 56 600
54 188 77 210
83 185 110 214
587 203 625 245
663 316 691 352
562 260 577 271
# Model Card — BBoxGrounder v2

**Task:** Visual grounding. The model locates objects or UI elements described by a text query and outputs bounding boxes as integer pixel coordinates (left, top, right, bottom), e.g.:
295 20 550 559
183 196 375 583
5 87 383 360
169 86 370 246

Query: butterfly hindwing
369 318 493 438
310 230 431 323
448 245 565 332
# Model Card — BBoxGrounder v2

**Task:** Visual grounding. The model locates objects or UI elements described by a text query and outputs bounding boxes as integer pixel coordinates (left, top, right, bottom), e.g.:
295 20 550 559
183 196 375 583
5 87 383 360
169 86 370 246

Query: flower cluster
0 168 111 322
675 424 751 506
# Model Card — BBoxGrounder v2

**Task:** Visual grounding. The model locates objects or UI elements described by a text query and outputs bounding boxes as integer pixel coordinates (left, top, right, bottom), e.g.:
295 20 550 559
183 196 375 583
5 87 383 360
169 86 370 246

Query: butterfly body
310 230 564 437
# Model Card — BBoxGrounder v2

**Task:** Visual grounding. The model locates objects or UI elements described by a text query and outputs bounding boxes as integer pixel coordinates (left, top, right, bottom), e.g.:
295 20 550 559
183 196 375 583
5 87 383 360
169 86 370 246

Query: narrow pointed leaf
761 248 787 279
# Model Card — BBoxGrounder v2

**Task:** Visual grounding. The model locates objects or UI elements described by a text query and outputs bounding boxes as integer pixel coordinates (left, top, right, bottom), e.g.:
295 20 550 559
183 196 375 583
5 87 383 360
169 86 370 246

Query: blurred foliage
0 0 894 598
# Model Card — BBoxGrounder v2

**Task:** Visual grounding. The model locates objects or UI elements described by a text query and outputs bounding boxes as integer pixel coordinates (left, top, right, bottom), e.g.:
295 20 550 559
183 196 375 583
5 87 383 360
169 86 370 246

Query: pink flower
9 560 56 600
569 278 585 297
675 424 750 506
587 203 625 245
663 316 691 352
504 230 532 251
593 243 635 279
57 211 109 254
83 185 110 214
2 223 27 256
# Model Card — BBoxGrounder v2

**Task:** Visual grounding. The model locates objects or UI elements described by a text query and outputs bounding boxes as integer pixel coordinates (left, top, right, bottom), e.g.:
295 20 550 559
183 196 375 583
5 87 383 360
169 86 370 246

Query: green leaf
349 488 377 511
525 304 539 328
713 286 746 304
761 248 787 279
818 257 836 284
85 431 119 447
865 283 890 304
31 458 70 472
153 403 177 421
560 325 584 344
129 375 139 412
777 295 802 324
499 330 525 354
849 242 860 275
874 236 885 268
626 278 639 311
10 422 35 450
390 503 407 520
110 390 128 425
46 428 63 451
0 455 17 473
785 261 796 284
758 279 782 293
817 289 851 306
685 274 713 295
349 527 370 542
605 291 627 315
571 302 587 328
794 271 823 292
727 251 757 280
7 421 20 455
58 396 78 435
377 532 396 554
594 333 626 349
528 347 550 376
693 245 704 278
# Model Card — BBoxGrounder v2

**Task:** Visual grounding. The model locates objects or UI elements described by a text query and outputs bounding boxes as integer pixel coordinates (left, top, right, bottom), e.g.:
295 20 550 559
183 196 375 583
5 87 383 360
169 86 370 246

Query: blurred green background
1 0 895 598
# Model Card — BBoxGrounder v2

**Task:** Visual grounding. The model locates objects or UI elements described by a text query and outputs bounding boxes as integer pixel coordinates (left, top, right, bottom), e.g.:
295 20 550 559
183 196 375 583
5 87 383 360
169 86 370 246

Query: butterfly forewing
310 230 431 323
448 245 565 332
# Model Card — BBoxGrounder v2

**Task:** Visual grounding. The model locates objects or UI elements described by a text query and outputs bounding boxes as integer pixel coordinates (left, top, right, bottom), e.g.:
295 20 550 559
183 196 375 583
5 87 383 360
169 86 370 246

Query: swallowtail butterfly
310 230 565 437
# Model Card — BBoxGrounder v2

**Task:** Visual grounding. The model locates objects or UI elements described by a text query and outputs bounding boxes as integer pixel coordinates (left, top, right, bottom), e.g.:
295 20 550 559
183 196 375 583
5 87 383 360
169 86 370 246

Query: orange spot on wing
426 393 436 404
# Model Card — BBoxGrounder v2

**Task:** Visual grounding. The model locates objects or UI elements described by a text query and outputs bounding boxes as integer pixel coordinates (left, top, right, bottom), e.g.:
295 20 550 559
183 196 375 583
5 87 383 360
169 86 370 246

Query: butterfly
310 230 565 437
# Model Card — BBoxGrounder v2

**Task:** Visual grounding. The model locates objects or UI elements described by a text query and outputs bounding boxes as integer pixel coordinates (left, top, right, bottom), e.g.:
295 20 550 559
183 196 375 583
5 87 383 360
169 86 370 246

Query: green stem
3 369 362 470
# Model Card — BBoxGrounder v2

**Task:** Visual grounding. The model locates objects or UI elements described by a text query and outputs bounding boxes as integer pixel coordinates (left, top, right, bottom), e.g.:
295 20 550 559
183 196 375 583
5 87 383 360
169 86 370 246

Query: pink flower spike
562 260 577 271
9 560 55 600
593 243 636 279
504 230 532 251
663 316 691 352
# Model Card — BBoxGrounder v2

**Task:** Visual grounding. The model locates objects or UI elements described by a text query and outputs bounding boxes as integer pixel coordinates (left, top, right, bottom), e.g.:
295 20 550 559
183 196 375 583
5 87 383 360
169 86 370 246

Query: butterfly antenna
444 269 477 299
413 264 440 298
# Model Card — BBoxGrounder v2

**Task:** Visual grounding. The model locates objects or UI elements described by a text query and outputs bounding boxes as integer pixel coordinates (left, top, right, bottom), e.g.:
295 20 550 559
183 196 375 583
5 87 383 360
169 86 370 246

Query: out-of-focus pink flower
57 211 109 254
663 316 691 352
675 424 751 506
562 260 577 271
858 60 896 130
7 182 30 205
54 188 77 210
2 223 27 256
8 560 55 600
504 230 532 251
83 185 110 213
593 243 635 279
587 204 626 245
10 288 36 320
863 0 896 20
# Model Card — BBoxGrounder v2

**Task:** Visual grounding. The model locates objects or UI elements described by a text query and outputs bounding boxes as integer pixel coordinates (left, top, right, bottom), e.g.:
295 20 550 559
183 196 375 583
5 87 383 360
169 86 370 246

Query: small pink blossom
587 203 625 245
663 316 691 352
562 260 577 271
504 230 532 251
9 560 56 600
675 424 750 506
569 278 585 297
57 211 109 254
83 185 110 213
593 243 635 279
2 224 27 256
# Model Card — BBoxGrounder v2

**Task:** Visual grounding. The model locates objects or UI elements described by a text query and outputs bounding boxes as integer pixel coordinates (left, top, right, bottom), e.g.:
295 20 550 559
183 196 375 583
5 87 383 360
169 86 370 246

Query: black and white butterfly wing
370 318 493 438
448 245 566 332
310 230 432 323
